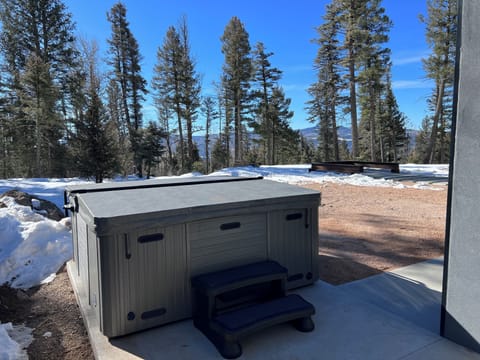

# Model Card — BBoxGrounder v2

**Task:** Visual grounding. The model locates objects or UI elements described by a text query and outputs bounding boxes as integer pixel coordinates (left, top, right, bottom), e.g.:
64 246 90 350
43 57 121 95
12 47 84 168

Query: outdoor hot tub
65 176 320 337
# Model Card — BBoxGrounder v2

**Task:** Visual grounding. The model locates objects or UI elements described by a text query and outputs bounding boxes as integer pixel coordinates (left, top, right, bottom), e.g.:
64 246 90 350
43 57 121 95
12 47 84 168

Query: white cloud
281 83 307 92
393 55 424 66
392 79 434 90
392 50 430 66
281 64 314 73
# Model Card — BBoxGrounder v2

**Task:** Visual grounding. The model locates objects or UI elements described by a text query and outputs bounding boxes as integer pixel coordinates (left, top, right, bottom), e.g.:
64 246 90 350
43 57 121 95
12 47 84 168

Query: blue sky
64 0 431 130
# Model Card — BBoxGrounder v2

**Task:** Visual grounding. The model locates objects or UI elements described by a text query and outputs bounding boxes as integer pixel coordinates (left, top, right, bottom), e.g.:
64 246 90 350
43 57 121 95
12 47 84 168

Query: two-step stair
191 260 315 359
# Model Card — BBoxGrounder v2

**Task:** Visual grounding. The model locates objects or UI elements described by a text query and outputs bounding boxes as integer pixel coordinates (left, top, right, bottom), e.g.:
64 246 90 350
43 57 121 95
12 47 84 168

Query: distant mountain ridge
298 126 418 151
191 126 419 158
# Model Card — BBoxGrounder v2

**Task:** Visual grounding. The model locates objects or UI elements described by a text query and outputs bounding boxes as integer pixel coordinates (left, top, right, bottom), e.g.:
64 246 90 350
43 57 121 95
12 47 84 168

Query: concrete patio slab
339 257 443 333
402 338 480 360
69 259 480 359
390 257 444 292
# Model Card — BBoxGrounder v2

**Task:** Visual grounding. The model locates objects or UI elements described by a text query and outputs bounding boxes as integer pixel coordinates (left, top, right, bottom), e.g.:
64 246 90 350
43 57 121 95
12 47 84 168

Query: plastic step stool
191 260 315 359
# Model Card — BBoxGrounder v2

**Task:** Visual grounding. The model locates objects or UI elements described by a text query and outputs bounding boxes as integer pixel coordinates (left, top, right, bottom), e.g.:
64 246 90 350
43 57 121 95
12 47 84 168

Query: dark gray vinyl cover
65 175 262 194
70 177 319 235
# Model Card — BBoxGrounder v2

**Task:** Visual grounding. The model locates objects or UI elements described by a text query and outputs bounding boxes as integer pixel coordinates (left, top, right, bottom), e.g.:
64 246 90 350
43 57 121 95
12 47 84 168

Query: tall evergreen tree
412 116 432 162
153 26 185 170
106 78 131 175
0 75 13 178
419 0 457 164
200 96 218 173
220 16 252 165
211 136 229 171
139 121 165 178
251 42 282 164
0 0 78 177
152 19 201 172
308 2 344 161
155 96 176 174
178 16 201 170
107 2 147 176
71 40 118 183
215 80 233 167
268 87 295 164
18 55 60 176
379 74 408 162
356 0 392 162
336 0 370 159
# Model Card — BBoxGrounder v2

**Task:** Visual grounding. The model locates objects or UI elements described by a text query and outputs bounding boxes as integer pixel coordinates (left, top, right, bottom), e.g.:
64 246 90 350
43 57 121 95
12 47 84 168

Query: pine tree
106 78 131 175
379 75 408 162
312 0 392 161
251 42 282 164
71 39 118 183
336 0 370 159
200 96 218 173
215 80 233 167
419 0 457 164
308 2 344 161
107 2 147 176
356 0 392 162
220 16 253 165
0 76 13 178
153 26 184 170
412 116 432 163
152 19 201 172
17 55 59 176
178 16 201 170
0 0 78 177
211 136 229 171
299 136 315 164
155 96 176 174
139 121 165 178
269 87 294 164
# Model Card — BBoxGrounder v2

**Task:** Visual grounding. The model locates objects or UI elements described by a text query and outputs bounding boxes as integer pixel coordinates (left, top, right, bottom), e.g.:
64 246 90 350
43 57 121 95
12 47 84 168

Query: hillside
191 126 419 158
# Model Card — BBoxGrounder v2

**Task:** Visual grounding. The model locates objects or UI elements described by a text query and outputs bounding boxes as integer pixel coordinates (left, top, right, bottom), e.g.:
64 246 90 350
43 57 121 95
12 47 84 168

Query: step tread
212 294 314 333
192 260 287 291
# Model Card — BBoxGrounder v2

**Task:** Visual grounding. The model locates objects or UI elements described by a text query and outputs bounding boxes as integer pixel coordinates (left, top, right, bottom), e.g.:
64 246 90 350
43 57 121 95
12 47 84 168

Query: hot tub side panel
187 212 268 278
267 200 320 289
99 223 190 338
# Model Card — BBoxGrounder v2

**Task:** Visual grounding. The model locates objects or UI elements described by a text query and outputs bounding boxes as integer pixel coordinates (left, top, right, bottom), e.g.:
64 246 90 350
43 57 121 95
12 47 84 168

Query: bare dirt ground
303 182 448 285
0 182 448 359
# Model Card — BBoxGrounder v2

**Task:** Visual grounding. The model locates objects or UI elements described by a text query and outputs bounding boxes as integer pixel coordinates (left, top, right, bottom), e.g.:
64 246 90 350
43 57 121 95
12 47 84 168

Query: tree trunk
348 54 359 158
423 80 445 164
35 113 41 177
225 104 230 167
186 112 193 167
165 134 174 173
272 117 276 164
35 90 41 177
234 90 241 164
369 90 377 162
175 102 185 170
439 113 446 163
332 104 339 161
205 115 210 173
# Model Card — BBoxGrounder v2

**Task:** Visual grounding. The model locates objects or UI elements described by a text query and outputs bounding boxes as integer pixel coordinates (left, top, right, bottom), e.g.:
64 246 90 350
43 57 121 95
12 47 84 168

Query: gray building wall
442 0 480 352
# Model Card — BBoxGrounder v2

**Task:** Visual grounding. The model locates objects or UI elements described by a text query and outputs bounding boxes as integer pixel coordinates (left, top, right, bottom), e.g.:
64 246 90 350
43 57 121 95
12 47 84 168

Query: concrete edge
67 261 137 360
67 261 101 360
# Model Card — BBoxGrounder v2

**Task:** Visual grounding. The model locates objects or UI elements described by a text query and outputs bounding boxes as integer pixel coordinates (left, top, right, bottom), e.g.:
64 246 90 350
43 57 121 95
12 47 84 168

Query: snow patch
0 322 33 360
0 197 72 289
208 164 446 189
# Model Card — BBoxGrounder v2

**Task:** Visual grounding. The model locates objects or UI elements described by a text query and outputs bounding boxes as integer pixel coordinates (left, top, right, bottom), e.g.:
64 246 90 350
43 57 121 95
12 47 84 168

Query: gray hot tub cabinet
65 176 320 338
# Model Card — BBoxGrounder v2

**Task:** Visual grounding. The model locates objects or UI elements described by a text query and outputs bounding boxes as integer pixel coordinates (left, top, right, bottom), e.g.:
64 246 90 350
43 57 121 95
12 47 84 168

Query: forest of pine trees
0 0 457 181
